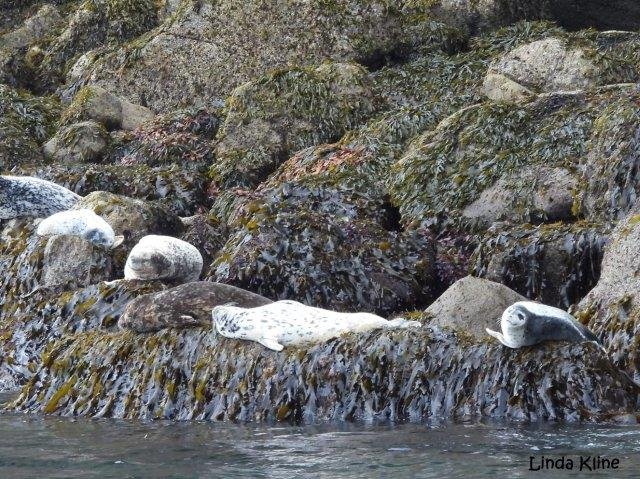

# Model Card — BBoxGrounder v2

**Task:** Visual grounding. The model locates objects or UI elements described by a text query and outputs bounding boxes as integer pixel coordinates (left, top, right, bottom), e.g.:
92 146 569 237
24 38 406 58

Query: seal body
486 301 599 348
124 235 203 283
36 209 117 248
119 282 272 333
0 175 80 219
212 300 421 351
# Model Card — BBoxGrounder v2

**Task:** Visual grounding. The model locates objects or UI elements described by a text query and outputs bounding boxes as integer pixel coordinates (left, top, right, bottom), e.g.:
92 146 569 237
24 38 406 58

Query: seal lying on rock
124 235 203 283
36 209 122 249
212 300 421 351
0 175 80 219
486 301 600 348
119 282 272 333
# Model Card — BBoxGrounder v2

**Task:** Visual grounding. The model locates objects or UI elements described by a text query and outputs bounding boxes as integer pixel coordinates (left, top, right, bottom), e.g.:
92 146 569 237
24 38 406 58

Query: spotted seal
212 300 421 351
118 282 272 333
0 175 80 219
485 301 600 348
36 209 122 248
124 235 203 283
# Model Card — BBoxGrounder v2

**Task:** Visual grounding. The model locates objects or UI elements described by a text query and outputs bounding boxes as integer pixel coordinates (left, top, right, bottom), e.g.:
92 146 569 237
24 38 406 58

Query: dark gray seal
486 301 600 348
118 281 272 333
0 175 80 219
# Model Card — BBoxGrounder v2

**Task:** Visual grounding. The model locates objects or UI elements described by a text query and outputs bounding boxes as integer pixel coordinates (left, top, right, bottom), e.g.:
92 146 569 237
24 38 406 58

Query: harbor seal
0 175 80 219
212 300 421 351
36 209 122 249
124 235 203 283
118 282 272 333
485 301 600 349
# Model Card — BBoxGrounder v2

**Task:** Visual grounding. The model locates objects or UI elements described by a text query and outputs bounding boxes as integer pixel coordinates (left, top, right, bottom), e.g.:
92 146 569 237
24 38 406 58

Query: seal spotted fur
0 175 80 219
124 235 203 283
212 300 421 351
486 301 600 348
36 209 120 248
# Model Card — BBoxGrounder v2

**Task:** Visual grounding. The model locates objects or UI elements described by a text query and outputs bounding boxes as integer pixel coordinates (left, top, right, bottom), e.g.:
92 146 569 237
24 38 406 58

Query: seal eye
517 312 526 322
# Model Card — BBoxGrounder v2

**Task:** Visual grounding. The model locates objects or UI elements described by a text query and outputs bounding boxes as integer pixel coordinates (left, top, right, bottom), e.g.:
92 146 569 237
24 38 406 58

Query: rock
75 191 184 244
425 276 526 339
210 183 436 315
544 0 640 31
391 86 639 230
0 4 61 50
483 34 640 102
9 326 637 422
576 210 640 379
70 1 465 112
473 222 607 308
180 215 226 270
462 166 578 228
118 282 272 333
484 38 598 101
61 85 155 131
212 63 377 189
41 235 112 288
43 121 110 164
0 85 59 170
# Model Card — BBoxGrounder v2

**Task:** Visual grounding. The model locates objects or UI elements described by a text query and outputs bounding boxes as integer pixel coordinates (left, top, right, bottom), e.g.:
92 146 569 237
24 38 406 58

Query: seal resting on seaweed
0 175 80 219
212 300 421 351
124 235 203 283
36 209 122 249
119 282 272 333
486 301 600 349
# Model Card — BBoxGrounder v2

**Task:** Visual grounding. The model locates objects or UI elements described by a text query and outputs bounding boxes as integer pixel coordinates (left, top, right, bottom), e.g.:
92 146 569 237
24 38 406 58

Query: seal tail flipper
386 318 421 329
485 328 514 348
258 337 284 351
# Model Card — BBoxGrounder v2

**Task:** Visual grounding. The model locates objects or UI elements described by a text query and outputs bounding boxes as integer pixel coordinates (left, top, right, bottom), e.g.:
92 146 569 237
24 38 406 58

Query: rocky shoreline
1 0 640 424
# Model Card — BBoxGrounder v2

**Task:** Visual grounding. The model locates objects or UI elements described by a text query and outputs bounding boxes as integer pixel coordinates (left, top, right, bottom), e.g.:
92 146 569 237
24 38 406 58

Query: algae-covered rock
0 279 166 389
391 86 638 231
483 32 640 102
576 211 640 379
41 234 113 289
210 183 436 315
60 85 155 131
473 222 607 308
0 85 60 170
180 215 227 269
71 0 466 111
211 63 377 189
9 326 637 422
43 120 110 164
0 4 61 51
425 276 526 339
76 191 184 243
118 282 272 333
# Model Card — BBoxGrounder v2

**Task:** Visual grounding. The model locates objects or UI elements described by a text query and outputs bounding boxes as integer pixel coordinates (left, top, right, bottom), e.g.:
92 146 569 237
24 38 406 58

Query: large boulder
118 282 272 333
577 210 640 379
60 85 155 131
473 222 607 308
209 183 436 315
8 326 637 422
391 86 639 231
211 63 377 189
43 120 110 164
425 276 526 339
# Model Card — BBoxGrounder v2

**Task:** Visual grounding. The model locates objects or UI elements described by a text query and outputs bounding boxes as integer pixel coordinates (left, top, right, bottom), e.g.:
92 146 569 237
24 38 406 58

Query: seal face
124 235 203 283
36 209 117 248
0 175 80 220
212 299 421 351
486 301 599 348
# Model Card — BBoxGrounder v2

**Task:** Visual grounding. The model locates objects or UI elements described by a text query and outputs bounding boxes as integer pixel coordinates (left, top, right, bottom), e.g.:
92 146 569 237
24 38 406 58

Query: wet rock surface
1 2 640 424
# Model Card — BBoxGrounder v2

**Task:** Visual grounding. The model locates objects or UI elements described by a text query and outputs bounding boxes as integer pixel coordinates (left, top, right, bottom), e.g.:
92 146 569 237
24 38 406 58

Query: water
0 406 639 479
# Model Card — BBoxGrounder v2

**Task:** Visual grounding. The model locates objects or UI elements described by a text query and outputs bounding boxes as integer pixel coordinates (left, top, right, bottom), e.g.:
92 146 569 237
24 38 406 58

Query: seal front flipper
258 337 284 351
485 328 514 348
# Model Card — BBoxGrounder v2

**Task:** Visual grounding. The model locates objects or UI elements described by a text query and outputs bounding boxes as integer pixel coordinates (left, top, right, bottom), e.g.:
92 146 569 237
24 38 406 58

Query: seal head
486 301 599 348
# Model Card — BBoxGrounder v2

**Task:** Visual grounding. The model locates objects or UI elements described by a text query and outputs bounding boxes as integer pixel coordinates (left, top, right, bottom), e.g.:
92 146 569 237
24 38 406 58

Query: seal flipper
486 328 514 348
258 337 284 351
